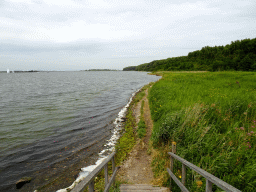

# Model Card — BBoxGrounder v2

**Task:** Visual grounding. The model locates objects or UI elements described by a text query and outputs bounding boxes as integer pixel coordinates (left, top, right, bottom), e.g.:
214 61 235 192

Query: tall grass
149 72 256 191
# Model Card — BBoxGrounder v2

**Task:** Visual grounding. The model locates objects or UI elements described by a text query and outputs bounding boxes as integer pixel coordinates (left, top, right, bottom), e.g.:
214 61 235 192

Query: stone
16 177 32 189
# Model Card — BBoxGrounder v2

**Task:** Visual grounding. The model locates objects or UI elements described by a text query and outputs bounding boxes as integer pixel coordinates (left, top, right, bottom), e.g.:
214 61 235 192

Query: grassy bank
149 71 256 191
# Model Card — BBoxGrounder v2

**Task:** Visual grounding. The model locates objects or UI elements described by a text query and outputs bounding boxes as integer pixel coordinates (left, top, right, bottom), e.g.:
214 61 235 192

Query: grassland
149 71 256 191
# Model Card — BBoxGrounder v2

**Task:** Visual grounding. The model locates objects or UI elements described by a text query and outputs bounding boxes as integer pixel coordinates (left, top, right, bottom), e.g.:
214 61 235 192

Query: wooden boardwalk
120 184 170 192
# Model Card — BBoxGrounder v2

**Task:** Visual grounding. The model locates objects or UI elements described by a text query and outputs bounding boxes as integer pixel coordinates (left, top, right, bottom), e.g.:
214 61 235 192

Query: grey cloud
0 0 255 71
0 41 103 54
0 1 85 23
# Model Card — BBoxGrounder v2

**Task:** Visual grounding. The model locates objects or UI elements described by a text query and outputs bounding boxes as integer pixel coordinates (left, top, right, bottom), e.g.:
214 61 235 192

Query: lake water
0 71 160 191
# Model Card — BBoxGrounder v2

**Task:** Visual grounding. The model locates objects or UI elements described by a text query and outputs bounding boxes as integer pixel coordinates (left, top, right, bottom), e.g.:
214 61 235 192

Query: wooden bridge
71 143 242 192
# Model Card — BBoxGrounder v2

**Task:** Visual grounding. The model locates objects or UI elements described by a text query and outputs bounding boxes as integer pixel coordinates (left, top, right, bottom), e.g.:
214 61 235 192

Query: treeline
123 66 137 71
123 38 256 71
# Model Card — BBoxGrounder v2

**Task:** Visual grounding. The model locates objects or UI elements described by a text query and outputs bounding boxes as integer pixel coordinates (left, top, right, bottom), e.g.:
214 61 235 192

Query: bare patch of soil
117 89 155 184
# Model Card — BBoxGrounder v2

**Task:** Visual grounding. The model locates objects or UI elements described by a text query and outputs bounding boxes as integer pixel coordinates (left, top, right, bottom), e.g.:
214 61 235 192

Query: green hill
123 38 256 72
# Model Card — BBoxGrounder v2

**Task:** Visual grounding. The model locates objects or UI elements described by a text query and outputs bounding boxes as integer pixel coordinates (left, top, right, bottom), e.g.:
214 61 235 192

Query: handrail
71 152 119 192
167 142 242 192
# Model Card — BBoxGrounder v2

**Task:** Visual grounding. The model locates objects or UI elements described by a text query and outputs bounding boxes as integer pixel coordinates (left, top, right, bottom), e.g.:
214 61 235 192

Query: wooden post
172 142 177 154
89 180 94 192
206 179 212 192
182 163 186 185
104 164 108 189
170 142 176 191
112 156 115 186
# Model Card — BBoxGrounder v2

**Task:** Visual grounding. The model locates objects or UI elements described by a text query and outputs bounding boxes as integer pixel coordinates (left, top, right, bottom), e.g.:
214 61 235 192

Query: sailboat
7 69 10 73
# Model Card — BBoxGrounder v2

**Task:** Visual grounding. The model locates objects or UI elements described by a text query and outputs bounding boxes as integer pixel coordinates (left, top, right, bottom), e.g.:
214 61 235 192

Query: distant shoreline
0 70 122 73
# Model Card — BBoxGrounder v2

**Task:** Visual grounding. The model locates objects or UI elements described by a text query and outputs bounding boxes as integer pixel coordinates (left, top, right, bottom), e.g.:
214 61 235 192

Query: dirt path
117 89 154 184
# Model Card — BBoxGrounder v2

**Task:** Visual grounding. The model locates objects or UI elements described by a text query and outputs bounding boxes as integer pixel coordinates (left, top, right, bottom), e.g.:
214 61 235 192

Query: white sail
7 69 10 73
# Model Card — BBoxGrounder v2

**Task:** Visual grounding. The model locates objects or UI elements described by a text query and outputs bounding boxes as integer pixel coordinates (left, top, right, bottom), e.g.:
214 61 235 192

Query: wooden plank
120 184 159 190
120 184 170 191
121 189 169 192
206 179 212 192
120 189 170 192
71 152 115 192
172 142 176 154
170 156 173 190
104 164 108 189
167 168 189 192
170 142 176 191
168 152 242 192
88 180 94 192
111 156 115 186
104 166 120 192
182 163 186 186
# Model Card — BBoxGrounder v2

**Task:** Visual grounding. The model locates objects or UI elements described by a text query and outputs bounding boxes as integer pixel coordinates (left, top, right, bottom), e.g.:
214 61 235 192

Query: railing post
182 163 186 185
170 142 176 191
206 179 212 192
104 164 108 189
112 156 115 186
89 180 94 192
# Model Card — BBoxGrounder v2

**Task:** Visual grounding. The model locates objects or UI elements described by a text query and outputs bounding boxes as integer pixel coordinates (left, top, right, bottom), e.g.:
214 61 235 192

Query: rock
121 117 127 122
16 177 32 189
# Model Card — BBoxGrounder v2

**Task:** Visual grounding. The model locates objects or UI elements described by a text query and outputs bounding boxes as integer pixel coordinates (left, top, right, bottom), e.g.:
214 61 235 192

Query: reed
149 71 256 192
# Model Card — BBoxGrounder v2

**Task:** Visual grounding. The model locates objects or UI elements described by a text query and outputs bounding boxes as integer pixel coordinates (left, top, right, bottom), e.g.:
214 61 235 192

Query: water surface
0 71 160 191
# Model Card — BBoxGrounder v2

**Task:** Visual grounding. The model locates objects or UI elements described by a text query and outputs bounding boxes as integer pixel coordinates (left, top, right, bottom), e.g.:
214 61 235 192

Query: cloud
0 40 103 55
0 0 255 70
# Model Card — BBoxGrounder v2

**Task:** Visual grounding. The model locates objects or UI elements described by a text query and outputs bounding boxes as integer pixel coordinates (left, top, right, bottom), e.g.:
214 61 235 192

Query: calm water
0 71 160 191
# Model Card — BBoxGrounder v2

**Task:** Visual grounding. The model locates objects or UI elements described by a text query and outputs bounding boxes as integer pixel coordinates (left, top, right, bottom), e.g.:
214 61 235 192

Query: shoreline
56 80 158 192
56 87 143 192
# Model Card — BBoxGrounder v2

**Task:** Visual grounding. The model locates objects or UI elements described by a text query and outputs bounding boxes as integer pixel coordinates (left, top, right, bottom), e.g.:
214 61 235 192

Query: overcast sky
0 0 255 71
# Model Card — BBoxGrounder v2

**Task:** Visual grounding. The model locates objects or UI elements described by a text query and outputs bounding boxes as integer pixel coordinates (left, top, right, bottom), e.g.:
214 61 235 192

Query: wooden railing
71 152 119 192
167 142 242 192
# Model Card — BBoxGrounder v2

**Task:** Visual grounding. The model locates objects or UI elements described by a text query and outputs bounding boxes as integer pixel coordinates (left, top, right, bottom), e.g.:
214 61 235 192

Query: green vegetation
137 100 146 138
149 72 256 191
123 38 256 72
123 66 137 71
115 99 137 165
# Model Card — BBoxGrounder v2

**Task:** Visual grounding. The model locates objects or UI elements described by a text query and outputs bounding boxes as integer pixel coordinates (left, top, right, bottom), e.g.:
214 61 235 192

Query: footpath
116 89 169 192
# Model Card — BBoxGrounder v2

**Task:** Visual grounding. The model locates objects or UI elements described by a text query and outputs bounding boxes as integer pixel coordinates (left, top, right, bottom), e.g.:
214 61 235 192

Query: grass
149 71 256 192
137 100 146 138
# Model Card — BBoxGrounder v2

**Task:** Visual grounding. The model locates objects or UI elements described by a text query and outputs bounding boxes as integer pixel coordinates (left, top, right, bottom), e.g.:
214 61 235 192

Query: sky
0 0 255 71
